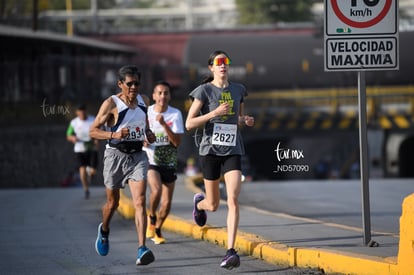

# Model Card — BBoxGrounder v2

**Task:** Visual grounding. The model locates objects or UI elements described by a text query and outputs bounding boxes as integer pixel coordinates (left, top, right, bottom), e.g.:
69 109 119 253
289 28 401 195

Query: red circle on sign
331 0 392 28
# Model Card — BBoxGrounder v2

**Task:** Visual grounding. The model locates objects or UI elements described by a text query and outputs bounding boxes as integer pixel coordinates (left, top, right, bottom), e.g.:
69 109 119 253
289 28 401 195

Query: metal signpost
324 0 399 245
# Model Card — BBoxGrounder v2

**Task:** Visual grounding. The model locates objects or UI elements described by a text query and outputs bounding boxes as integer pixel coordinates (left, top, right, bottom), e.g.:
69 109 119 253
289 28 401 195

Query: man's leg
79 166 89 192
88 167 97 178
129 179 155 265
156 182 175 230
96 188 119 256
128 179 147 247
102 188 120 232
87 151 98 185
150 180 175 244
147 169 162 227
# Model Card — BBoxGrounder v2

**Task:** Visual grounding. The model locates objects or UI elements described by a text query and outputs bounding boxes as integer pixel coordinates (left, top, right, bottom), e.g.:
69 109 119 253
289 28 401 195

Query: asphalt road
239 178 414 235
0 186 326 275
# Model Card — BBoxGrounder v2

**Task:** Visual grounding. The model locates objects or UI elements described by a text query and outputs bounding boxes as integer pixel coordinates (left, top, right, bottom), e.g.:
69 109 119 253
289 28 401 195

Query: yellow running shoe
151 235 166 245
146 224 155 239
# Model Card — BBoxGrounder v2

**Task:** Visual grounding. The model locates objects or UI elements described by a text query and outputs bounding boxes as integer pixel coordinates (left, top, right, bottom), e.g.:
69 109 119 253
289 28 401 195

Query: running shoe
220 248 240 270
136 246 155 265
193 193 207 226
95 223 109 256
151 235 166 245
146 223 155 238
85 190 90 199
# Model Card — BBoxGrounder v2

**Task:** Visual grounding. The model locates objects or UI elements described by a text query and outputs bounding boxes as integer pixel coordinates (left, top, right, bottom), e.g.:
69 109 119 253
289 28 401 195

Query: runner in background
144 80 184 245
66 104 98 199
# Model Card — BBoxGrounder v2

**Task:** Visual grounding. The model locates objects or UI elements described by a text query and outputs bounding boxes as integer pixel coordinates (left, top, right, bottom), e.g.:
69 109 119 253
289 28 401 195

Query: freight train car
183 31 414 91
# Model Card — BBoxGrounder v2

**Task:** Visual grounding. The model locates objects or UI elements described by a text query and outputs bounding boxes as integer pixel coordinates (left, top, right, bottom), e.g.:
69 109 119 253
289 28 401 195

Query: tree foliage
235 0 317 24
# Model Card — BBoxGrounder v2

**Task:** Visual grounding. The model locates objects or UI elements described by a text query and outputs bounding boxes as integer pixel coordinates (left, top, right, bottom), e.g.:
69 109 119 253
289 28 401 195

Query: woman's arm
238 102 255 127
185 98 230 131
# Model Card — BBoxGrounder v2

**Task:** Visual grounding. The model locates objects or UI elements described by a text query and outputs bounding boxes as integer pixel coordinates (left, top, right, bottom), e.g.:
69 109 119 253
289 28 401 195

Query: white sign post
324 0 399 246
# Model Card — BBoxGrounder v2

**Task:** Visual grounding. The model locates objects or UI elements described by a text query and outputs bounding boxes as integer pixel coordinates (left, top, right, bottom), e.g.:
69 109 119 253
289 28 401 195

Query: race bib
154 131 170 146
76 127 91 142
212 123 237 146
125 121 146 141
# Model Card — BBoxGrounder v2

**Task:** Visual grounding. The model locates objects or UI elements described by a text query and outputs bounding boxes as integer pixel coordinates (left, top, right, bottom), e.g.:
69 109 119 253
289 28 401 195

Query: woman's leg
223 170 242 249
198 178 221 212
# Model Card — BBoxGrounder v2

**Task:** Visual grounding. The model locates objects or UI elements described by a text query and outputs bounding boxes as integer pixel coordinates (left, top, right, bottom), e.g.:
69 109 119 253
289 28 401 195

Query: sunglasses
123 81 140 87
211 57 231 66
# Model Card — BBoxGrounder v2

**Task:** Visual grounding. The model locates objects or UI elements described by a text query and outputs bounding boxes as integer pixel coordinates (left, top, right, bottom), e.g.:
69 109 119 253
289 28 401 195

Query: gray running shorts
103 148 149 189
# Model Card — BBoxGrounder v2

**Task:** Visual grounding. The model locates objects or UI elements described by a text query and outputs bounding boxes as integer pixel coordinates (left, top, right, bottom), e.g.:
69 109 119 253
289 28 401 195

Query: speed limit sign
326 0 398 35
324 0 399 246
325 0 398 71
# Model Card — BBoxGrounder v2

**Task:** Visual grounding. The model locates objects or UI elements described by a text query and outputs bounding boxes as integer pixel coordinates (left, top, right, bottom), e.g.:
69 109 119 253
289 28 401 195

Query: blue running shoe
95 223 109 256
193 193 207 227
136 246 155 265
220 248 240 270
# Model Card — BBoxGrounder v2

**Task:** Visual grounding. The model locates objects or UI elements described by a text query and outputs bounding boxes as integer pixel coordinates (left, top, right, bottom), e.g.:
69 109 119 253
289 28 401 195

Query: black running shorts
76 151 98 168
199 154 241 181
148 165 178 184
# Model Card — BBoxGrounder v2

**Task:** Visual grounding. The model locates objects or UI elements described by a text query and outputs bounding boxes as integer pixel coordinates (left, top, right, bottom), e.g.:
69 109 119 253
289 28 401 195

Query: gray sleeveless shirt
189 82 247 156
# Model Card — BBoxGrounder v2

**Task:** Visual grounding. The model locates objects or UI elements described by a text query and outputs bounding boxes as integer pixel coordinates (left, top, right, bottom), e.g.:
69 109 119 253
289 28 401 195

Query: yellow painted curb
397 193 414 275
118 190 135 219
118 176 402 275
294 248 397 275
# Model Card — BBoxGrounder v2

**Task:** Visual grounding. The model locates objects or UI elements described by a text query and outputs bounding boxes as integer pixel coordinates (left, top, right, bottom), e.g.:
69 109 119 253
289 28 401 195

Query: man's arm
89 97 116 140
66 123 77 143
141 94 156 143
157 114 182 147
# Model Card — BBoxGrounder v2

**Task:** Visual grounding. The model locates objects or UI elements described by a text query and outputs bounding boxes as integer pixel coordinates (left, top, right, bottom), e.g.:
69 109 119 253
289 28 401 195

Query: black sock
150 215 157 225
227 248 236 254
101 227 110 237
155 228 162 237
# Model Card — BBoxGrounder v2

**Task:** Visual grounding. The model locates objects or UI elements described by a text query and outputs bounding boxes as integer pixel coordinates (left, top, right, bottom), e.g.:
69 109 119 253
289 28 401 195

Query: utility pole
66 0 73 36
32 0 38 31
91 0 98 33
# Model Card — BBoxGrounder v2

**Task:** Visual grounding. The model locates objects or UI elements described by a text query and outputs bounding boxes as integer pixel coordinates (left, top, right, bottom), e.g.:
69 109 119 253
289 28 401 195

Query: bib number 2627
212 123 237 146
